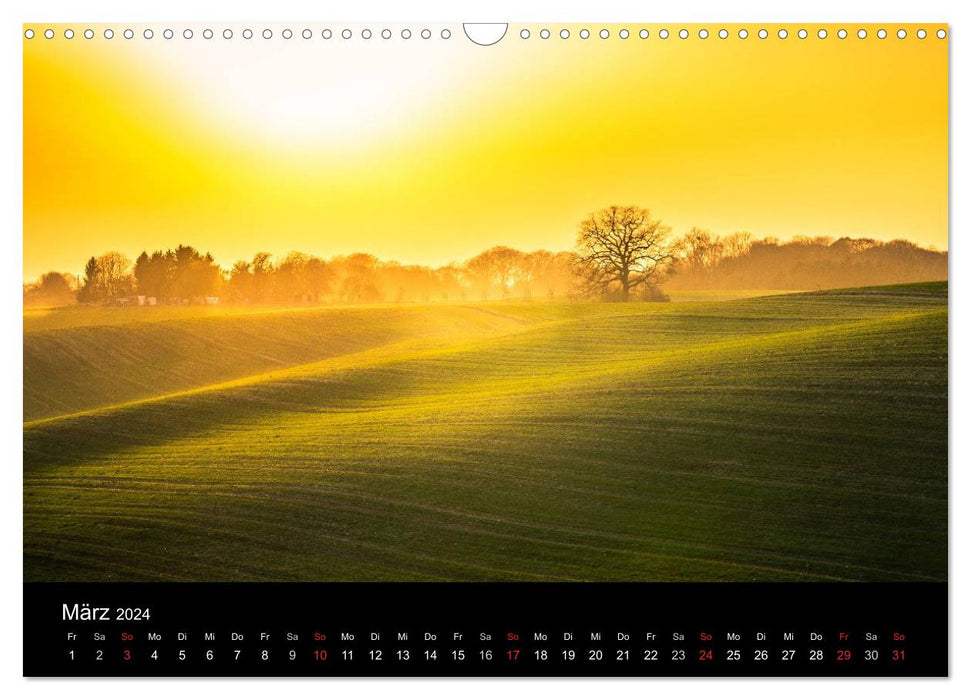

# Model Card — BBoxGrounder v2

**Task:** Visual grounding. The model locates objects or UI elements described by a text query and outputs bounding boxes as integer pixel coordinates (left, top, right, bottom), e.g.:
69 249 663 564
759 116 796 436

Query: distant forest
665 230 947 291
24 231 947 308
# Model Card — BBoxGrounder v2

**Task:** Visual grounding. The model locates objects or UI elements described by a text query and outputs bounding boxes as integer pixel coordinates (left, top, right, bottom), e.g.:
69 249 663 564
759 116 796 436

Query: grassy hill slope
23 304 544 421
23 284 947 582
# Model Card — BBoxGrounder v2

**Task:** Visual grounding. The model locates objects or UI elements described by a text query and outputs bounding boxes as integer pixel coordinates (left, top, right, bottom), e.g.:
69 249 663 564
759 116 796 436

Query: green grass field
23 283 947 582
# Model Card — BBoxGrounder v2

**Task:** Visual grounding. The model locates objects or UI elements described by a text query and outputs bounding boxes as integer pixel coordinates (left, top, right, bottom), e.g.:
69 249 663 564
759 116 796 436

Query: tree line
571 205 946 300
23 205 947 307
666 227 947 291
24 245 576 307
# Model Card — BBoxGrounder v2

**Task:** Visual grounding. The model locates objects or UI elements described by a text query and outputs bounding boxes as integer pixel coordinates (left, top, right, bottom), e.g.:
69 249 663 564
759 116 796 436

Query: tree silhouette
250 252 275 301
677 227 724 272
573 205 677 301
77 257 100 303
337 253 382 303
78 252 132 302
132 246 221 301
227 260 253 302
23 272 75 307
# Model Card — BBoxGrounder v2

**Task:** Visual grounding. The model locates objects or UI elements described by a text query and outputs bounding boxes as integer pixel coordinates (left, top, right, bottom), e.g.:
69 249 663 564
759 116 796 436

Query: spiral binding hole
23 25 949 44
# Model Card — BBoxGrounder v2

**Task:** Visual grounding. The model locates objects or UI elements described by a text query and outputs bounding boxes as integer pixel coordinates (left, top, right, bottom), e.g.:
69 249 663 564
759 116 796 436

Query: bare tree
573 205 676 301
722 231 752 259
78 251 132 302
464 246 524 300
677 227 725 272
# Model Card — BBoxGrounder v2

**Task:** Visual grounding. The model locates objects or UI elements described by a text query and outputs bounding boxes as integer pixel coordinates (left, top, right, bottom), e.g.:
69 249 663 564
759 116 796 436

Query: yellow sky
23 23 948 281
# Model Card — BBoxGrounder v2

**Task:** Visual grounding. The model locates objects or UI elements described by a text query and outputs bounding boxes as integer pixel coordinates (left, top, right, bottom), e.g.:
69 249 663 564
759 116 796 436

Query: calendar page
22 21 948 677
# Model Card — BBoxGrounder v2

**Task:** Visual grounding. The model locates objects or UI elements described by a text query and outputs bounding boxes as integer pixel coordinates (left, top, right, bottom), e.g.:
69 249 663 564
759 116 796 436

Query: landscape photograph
23 24 947 583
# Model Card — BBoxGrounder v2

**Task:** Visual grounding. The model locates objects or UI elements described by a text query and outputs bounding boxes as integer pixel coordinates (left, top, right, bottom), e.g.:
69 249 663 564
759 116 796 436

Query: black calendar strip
24 582 947 677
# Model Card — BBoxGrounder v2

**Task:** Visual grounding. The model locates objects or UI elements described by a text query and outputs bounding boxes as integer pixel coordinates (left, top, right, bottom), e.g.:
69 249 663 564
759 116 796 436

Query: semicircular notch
463 23 508 46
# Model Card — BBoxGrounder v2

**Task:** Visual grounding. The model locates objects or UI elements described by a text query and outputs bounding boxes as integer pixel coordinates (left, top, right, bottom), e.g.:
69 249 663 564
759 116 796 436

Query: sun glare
131 31 491 149
23 24 947 282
